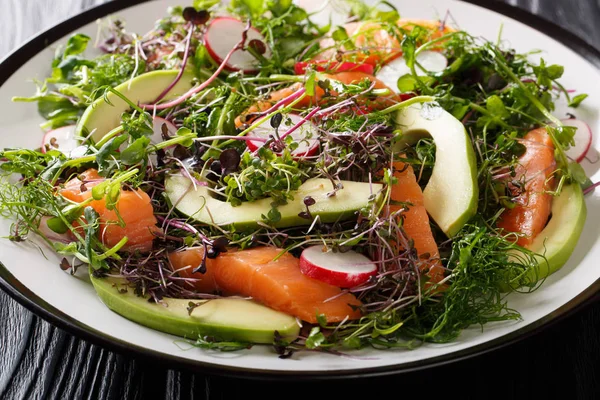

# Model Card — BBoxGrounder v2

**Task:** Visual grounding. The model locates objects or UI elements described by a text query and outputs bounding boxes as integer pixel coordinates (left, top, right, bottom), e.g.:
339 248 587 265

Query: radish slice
300 246 378 288
376 51 448 92
246 114 319 158
152 117 178 145
42 125 81 155
562 118 594 163
204 17 271 73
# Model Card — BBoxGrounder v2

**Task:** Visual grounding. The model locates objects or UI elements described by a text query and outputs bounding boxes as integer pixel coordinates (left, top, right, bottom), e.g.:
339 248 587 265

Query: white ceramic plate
0 0 599 378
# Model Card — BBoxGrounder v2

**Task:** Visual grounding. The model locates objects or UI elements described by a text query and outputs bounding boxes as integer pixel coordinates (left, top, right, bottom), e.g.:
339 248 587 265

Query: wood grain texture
0 0 599 399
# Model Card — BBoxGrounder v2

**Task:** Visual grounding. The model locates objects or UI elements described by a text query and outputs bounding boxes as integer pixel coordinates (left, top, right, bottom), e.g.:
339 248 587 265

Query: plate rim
0 0 599 380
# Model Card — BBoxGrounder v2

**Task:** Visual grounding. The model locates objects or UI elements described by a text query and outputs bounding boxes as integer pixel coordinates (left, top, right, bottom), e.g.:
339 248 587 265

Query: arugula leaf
96 135 128 172
548 125 576 148
569 94 588 108
331 26 350 42
121 136 151 165
38 95 79 120
121 112 154 140
400 34 417 73
52 34 92 78
533 58 564 88
61 34 91 59
40 158 66 182
486 95 510 118
568 162 593 187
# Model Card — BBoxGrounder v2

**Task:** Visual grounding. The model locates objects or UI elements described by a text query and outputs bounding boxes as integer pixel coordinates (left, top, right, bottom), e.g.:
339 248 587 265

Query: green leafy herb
569 93 588 108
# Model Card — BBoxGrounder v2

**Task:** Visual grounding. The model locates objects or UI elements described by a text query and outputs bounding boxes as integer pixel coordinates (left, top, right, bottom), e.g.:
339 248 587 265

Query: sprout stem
139 29 248 110
152 23 194 104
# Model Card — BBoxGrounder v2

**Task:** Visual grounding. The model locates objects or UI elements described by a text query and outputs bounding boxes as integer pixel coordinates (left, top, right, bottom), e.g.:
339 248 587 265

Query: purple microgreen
219 148 240 175
298 196 315 220
59 257 71 271
303 196 316 206
212 237 230 252
192 10 211 25
182 8 210 25
270 113 283 129
248 39 267 55
182 7 197 22
152 23 194 104
140 22 251 111
206 160 221 182
160 123 171 141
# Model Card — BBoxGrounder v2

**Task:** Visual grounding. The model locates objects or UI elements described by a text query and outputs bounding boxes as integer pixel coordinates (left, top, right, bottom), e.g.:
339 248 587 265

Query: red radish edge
562 118 593 163
294 61 374 75
299 245 377 288
246 114 319 159
204 17 270 73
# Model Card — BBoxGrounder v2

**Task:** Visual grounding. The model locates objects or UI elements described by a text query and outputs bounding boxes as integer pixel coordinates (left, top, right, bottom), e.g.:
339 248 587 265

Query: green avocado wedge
522 183 587 283
76 70 195 142
394 103 478 237
90 271 300 344
165 174 382 229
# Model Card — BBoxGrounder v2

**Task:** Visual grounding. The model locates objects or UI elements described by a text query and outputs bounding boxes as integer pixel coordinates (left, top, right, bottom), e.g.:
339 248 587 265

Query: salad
0 0 594 355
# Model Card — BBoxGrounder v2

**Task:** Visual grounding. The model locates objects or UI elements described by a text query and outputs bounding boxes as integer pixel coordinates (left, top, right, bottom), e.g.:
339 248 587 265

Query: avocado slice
523 183 587 282
76 70 195 142
165 174 382 229
394 103 478 237
90 271 300 343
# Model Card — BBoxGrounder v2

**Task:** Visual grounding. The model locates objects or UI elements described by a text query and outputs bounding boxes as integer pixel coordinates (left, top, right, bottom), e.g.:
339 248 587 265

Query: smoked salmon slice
60 169 161 252
235 71 397 128
386 161 445 284
170 246 363 323
316 19 454 66
497 128 557 247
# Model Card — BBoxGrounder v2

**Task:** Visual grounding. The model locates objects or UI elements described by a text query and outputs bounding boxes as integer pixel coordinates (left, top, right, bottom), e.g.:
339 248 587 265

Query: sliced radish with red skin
246 114 319 158
300 246 378 288
376 51 448 93
42 125 80 155
204 17 271 73
151 117 178 145
562 118 594 163
294 61 374 75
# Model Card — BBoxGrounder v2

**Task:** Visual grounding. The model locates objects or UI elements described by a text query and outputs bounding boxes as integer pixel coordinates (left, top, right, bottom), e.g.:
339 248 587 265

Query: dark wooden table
1 0 599 399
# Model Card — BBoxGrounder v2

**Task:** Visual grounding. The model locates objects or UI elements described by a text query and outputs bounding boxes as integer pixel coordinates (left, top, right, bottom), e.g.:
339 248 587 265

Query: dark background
1 0 599 399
